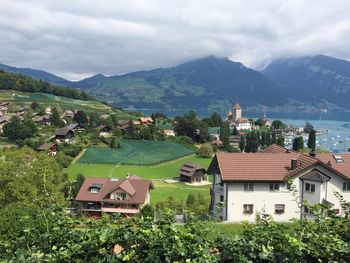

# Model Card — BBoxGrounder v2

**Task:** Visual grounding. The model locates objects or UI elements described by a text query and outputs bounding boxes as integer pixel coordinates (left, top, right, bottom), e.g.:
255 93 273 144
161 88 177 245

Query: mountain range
1 55 350 112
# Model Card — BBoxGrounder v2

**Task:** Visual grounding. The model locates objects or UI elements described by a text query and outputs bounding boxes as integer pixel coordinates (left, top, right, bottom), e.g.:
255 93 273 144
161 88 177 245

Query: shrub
197 143 214 158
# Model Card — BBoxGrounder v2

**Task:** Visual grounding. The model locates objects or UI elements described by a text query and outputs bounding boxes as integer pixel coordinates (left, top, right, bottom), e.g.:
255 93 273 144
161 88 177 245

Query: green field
66 155 211 180
78 139 194 165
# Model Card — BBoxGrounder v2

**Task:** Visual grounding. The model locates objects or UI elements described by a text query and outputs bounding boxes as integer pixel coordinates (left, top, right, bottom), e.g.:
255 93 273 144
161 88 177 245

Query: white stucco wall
225 182 300 222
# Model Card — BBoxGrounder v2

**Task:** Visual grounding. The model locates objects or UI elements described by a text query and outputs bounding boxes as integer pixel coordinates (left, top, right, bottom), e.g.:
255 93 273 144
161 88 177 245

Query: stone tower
232 103 241 121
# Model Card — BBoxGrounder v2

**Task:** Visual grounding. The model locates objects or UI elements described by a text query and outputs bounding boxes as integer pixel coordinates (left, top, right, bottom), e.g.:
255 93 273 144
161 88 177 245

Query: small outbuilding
96 125 112 136
55 128 74 140
179 163 206 183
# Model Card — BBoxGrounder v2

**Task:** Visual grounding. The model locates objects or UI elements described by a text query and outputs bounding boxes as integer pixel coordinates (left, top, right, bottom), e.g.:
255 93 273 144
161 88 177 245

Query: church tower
232 103 241 121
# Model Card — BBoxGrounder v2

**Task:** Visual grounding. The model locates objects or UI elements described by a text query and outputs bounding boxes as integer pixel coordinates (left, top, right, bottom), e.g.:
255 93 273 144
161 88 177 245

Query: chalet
63 110 75 119
75 176 154 217
37 143 58 155
55 127 74 140
139 117 154 125
67 123 85 133
162 129 176 136
208 144 350 222
33 115 50 125
118 120 130 132
96 125 112 136
179 163 206 183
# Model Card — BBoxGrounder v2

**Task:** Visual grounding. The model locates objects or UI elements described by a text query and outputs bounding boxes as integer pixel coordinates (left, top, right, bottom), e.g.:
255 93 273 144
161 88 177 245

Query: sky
0 0 350 80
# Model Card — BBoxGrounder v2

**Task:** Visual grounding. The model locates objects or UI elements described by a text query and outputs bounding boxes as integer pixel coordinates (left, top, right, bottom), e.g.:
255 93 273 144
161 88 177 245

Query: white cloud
0 0 349 80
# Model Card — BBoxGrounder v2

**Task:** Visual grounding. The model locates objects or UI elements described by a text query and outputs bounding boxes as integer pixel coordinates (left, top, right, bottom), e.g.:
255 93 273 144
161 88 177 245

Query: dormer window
89 184 102 194
89 187 100 194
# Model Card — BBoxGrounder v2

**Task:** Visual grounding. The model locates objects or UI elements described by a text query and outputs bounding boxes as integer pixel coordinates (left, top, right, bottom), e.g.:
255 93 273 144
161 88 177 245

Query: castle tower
232 103 241 121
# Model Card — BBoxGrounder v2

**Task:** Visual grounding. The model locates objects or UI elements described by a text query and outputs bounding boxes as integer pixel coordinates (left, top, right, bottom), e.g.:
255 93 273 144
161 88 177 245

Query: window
343 182 350 191
244 183 254 191
275 204 285 214
113 192 127 200
269 183 280 191
243 204 254 214
220 195 224 202
89 187 100 194
305 183 315 192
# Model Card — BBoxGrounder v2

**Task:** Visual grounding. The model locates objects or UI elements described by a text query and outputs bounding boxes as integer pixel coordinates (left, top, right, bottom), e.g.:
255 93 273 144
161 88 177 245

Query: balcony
101 207 140 214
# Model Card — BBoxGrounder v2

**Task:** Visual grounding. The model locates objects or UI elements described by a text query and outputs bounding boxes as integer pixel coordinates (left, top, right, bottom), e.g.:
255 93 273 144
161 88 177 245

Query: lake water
137 109 350 153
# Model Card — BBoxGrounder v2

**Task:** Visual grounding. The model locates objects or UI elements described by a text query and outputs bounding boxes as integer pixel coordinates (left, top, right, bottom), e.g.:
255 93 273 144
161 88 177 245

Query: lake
136 109 350 153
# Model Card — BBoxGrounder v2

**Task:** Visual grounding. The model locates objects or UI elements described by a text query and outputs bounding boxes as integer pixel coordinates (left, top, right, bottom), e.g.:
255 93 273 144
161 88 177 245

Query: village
1 96 349 221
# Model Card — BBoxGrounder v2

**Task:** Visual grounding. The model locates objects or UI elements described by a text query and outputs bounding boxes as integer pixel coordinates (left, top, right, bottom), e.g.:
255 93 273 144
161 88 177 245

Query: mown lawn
65 155 212 180
151 180 210 204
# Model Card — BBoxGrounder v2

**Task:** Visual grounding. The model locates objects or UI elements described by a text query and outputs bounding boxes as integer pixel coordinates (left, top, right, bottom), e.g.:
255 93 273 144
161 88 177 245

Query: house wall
226 182 300 222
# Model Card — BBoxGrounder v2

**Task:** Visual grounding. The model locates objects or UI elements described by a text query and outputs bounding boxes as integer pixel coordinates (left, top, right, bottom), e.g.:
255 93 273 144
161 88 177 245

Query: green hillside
0 90 131 118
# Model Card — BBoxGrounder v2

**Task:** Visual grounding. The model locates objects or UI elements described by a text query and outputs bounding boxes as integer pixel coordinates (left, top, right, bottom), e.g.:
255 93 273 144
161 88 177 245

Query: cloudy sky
0 0 349 80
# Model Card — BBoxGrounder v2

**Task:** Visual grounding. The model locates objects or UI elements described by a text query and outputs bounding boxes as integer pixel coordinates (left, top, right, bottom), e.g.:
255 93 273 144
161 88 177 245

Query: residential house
162 129 175 137
208 144 350 222
139 117 154 125
55 127 74 140
67 123 85 133
118 120 130 132
75 176 154 217
63 110 75 119
96 125 112 136
33 115 50 126
179 163 206 183
37 143 58 155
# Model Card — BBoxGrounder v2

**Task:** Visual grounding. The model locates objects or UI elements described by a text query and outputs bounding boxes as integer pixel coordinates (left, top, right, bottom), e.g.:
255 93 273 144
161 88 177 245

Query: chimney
309 149 316 158
291 159 297 170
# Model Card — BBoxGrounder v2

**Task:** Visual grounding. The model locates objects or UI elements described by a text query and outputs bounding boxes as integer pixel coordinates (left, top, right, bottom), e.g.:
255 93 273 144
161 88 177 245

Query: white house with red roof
227 103 252 130
208 145 350 222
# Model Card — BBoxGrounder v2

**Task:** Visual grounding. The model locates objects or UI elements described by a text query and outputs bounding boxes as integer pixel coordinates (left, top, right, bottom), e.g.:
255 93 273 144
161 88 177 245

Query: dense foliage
0 70 94 100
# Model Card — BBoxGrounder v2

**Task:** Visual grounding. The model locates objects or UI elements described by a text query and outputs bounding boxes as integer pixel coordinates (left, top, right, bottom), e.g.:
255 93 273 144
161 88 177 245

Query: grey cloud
0 0 349 80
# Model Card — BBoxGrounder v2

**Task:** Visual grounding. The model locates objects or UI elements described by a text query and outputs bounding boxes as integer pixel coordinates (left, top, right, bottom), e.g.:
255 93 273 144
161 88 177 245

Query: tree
239 135 245 152
30 102 39 111
271 131 277 144
271 120 285 130
304 122 314 133
0 148 65 209
231 126 238 136
50 107 64 127
210 112 222 127
197 143 214 158
219 122 230 148
307 129 316 150
254 118 265 127
292 136 304 151
73 110 88 125
89 112 100 127
110 137 117 148
277 136 285 147
2 116 36 141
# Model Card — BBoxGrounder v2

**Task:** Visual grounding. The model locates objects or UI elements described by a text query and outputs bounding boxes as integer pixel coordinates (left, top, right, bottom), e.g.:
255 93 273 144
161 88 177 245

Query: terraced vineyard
78 139 194 165
0 90 131 117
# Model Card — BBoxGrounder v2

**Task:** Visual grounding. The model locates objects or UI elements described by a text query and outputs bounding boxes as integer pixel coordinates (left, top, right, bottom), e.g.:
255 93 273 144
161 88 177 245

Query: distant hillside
73 56 287 111
0 63 72 86
261 55 350 109
0 70 94 101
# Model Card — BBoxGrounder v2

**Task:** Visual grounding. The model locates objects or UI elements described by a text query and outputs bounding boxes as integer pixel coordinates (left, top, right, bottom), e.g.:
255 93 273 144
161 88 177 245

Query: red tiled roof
209 145 350 181
76 177 153 204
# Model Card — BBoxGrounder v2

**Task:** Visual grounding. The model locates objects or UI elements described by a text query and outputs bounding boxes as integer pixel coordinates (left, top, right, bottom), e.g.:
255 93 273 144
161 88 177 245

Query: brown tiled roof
209 146 350 182
179 163 206 178
262 144 296 153
76 177 153 204
37 143 53 151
